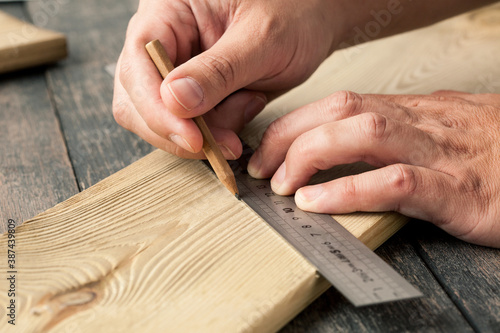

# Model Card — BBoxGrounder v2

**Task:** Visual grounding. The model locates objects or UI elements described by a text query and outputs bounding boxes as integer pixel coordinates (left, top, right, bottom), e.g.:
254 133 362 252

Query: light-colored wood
1 4 500 332
0 11 67 74
146 39 239 196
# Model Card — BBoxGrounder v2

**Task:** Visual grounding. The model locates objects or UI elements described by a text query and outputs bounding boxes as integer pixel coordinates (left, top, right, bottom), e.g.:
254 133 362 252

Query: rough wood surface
24 0 153 189
0 4 77 235
412 223 500 333
1 1 499 332
0 150 326 332
0 10 67 74
283 228 474 333
0 69 78 233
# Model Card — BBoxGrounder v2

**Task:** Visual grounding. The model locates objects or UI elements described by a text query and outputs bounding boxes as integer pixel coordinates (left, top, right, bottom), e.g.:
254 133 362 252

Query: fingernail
296 185 323 202
244 96 267 124
169 134 195 153
247 150 262 178
219 144 237 160
271 163 286 192
167 77 204 111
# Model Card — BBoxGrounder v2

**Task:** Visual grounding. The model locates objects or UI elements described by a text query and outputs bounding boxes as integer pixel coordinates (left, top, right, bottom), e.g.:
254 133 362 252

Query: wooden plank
0 4 78 329
0 10 67 74
0 148 400 333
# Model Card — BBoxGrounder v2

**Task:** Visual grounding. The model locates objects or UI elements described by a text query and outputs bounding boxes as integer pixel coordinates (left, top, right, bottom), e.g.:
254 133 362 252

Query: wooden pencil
145 39 239 197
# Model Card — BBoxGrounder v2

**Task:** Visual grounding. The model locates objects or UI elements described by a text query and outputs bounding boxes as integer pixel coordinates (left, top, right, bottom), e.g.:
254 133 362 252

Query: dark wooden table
1 1 499 332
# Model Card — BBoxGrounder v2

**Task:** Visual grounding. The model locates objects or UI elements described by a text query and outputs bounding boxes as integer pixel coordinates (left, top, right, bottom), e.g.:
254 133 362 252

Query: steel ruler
215 142 423 307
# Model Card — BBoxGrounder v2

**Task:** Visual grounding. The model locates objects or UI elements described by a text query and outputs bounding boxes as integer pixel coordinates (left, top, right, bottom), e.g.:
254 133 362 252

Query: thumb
160 28 269 118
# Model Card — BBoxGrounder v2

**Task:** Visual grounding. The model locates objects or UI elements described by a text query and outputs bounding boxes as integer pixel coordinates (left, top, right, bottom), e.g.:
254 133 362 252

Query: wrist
330 0 408 51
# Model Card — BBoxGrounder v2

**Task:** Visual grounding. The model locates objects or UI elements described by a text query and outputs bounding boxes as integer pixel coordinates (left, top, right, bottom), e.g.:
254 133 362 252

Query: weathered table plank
0 5 77 233
26 0 153 190
282 227 474 332
413 223 500 333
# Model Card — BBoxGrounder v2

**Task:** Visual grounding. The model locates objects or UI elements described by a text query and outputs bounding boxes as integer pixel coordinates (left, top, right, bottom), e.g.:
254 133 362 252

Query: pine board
0 10 67 74
0 148 402 333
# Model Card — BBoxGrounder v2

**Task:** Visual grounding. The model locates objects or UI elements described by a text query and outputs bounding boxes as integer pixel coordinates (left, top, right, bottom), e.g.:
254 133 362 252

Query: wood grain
411 223 500 332
0 69 78 233
0 5 77 232
24 0 153 189
0 150 330 332
0 10 67 74
283 228 475 333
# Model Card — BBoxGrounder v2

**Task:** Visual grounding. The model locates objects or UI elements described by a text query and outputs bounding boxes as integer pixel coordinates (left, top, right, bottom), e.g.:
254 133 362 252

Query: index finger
117 14 203 152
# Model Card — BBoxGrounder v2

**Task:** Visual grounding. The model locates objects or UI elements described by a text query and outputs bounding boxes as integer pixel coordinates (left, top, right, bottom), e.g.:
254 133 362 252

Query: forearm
335 0 497 49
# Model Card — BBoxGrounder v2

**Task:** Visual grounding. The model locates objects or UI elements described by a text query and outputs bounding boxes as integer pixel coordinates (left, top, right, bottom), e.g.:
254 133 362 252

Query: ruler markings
208 143 422 306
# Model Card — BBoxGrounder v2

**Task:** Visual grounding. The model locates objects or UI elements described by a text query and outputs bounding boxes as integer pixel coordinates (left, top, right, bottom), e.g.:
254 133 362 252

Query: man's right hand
112 0 340 159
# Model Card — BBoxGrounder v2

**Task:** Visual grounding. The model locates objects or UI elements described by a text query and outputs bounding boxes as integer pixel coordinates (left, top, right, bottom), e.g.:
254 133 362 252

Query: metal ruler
218 142 422 307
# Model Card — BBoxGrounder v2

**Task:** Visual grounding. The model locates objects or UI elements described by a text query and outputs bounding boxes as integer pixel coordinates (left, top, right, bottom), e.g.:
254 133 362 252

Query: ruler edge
236 172 422 306
209 141 423 307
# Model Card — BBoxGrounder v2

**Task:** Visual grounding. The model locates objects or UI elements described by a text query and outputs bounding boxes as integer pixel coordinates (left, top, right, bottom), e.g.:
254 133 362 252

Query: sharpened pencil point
235 193 241 201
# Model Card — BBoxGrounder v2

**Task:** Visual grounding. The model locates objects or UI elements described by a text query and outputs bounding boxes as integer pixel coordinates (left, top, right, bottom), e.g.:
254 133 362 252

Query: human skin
113 0 499 247
247 91 500 248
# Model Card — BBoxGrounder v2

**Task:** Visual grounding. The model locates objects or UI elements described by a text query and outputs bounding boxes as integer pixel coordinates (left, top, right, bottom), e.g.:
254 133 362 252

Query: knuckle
312 124 335 150
431 89 453 96
293 126 332 170
456 169 484 196
261 118 290 148
440 117 465 129
125 14 140 39
341 176 358 198
361 112 388 141
329 90 363 118
199 54 236 91
118 57 136 89
388 164 419 196
112 98 130 129
292 136 313 161
141 111 162 134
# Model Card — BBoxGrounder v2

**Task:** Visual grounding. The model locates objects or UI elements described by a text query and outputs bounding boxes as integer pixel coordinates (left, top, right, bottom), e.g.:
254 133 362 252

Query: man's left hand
248 90 500 248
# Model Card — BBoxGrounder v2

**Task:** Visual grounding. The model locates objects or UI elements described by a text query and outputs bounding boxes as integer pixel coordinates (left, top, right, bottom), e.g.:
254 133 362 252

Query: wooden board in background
0 10 67 74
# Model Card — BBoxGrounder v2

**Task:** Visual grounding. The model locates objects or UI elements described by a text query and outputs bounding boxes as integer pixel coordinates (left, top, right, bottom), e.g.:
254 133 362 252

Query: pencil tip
235 193 241 201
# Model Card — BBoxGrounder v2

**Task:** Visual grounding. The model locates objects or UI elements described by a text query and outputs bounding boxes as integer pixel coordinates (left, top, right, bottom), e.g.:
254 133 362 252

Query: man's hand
113 0 339 159
248 91 500 248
